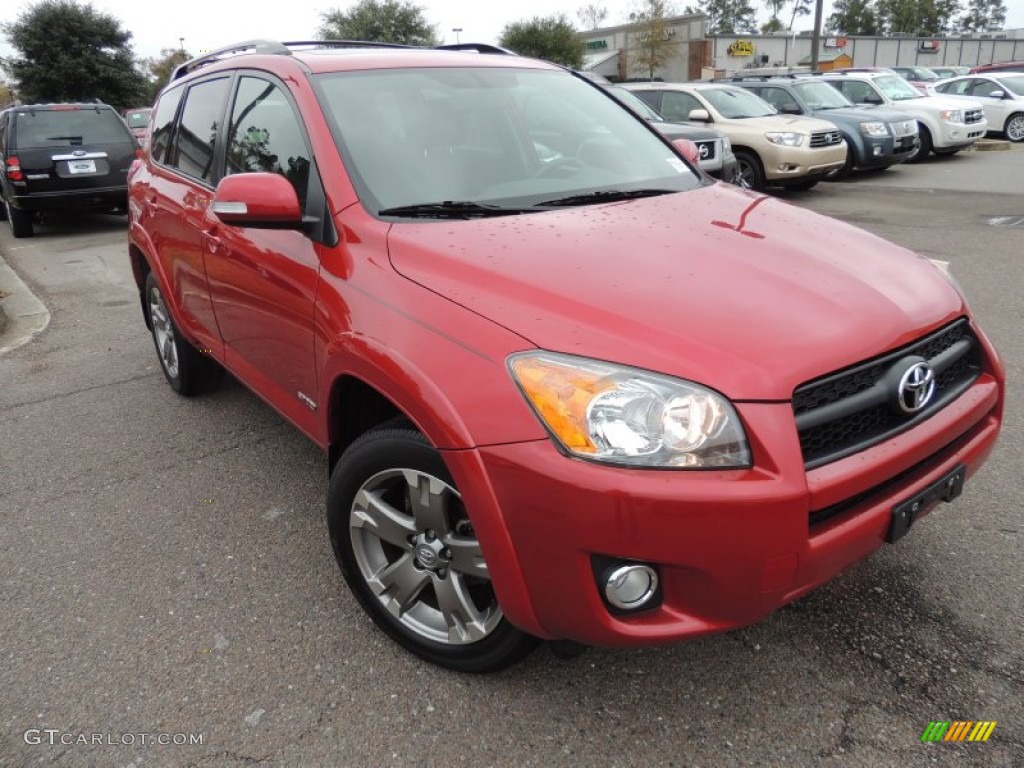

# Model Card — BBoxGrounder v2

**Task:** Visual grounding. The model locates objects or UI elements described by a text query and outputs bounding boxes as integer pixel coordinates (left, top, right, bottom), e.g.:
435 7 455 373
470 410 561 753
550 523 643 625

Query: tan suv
626 83 846 191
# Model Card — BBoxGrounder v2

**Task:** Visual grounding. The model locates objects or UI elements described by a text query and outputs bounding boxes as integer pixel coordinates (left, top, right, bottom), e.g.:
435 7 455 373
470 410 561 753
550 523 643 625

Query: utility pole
809 0 823 71
452 27 462 44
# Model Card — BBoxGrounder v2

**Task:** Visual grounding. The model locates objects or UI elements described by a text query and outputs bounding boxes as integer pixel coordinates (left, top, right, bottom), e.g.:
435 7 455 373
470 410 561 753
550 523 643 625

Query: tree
958 0 1007 32
1 0 147 109
788 0 813 29
876 0 960 35
499 15 585 68
827 0 880 34
698 0 758 34
318 0 438 46
0 80 16 108
629 0 680 80
577 4 610 29
143 48 190 104
764 0 786 29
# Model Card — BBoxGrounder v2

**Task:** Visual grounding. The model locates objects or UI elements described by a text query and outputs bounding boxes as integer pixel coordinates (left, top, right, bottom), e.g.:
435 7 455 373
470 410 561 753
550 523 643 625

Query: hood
386 184 964 401
906 94 984 111
725 113 842 134
813 105 917 124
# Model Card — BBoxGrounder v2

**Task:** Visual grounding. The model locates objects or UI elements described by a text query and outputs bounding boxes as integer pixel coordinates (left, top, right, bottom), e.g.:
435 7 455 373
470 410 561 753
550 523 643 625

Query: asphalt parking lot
1 150 1021 767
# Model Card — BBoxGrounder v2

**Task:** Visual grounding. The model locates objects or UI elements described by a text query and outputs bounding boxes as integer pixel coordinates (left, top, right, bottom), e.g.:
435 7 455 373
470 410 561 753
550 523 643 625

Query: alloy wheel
349 468 502 646
148 285 179 379
1006 114 1024 142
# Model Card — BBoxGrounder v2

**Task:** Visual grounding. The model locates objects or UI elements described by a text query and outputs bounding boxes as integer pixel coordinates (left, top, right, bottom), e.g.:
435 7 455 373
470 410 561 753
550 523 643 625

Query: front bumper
935 119 988 148
447 368 1002 647
761 142 847 182
855 134 919 169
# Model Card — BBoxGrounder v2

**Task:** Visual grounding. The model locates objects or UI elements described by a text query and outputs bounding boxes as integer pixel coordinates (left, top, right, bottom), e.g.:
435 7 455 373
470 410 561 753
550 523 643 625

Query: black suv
727 75 920 176
0 102 138 237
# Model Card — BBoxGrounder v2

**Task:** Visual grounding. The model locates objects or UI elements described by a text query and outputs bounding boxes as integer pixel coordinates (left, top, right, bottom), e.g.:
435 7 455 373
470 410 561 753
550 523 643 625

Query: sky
1 0 1024 64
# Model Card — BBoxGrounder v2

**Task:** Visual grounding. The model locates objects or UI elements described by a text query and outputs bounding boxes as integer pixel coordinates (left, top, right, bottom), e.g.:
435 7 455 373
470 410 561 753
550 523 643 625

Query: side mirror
672 138 700 164
780 105 802 115
688 108 711 122
212 173 302 228
865 95 884 105
988 90 1005 99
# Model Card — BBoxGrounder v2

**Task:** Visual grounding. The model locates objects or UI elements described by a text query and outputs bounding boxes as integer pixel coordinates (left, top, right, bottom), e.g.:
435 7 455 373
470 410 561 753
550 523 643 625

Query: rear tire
733 150 766 191
1003 112 1024 142
5 199 34 238
327 426 540 672
908 125 932 163
145 272 221 396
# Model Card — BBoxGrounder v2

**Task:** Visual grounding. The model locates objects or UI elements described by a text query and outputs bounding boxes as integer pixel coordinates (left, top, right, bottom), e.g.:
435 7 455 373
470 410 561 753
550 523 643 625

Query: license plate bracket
68 159 97 175
887 464 966 543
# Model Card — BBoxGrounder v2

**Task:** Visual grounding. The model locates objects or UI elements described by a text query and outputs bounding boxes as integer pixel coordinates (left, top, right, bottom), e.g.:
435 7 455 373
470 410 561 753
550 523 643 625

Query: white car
822 72 987 159
934 73 1024 143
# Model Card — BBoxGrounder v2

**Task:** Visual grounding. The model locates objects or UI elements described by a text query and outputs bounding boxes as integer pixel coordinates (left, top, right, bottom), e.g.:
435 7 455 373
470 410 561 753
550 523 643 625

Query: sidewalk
0 247 50 355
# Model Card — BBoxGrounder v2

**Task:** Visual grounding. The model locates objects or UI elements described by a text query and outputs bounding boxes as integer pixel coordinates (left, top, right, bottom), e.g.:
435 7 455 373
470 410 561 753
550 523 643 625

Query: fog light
604 565 659 610
873 145 883 156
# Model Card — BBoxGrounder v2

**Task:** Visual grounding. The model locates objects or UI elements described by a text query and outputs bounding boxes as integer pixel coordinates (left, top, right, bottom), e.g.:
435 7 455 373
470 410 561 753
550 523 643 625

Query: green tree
876 0 960 35
318 0 438 46
827 0 880 34
0 80 16 108
577 3 610 29
499 15 585 68
629 0 680 80
698 0 758 34
764 0 786 29
143 48 191 104
788 0 813 29
1 0 147 109
958 0 1007 31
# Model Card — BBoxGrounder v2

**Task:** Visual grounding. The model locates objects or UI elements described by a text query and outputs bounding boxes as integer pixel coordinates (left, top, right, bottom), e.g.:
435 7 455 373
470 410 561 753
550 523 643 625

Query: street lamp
179 37 185 55
452 27 463 44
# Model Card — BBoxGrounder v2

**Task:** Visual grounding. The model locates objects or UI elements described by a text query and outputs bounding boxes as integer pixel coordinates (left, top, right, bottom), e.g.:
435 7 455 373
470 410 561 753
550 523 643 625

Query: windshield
700 87 776 118
13 108 133 148
1001 76 1024 96
125 109 151 128
315 67 699 215
910 68 940 81
606 86 663 121
875 75 921 100
793 81 852 109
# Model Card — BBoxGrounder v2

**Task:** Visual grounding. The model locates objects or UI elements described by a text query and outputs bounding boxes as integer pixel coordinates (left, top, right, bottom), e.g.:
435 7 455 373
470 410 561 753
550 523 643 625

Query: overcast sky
2 0 1023 63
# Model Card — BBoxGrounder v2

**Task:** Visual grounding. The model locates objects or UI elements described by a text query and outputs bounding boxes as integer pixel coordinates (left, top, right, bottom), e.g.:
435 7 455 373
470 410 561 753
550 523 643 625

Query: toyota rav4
128 41 1004 672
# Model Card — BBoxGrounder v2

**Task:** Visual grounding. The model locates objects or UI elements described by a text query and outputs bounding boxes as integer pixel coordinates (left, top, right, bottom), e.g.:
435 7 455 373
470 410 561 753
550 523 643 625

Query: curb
0 248 50 355
969 139 1024 152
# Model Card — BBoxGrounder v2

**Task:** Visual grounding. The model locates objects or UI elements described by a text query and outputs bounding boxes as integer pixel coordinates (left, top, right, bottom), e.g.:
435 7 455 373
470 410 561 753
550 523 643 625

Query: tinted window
659 91 704 121
1002 76 1024 96
937 79 971 95
126 109 151 128
757 87 801 113
170 77 230 184
13 108 132 149
226 77 311 209
150 87 183 163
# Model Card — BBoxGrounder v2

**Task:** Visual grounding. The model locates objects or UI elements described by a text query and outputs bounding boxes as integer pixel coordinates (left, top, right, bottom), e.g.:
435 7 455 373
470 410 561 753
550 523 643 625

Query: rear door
10 105 136 198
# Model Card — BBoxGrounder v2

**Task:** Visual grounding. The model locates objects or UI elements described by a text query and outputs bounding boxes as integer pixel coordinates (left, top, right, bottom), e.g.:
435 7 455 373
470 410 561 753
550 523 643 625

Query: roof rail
280 39 414 50
435 43 516 55
171 39 291 80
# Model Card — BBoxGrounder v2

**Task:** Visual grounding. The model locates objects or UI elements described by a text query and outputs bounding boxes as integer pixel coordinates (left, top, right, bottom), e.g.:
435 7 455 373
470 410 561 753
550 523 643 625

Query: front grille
695 140 716 161
810 130 843 148
964 108 984 124
793 319 982 469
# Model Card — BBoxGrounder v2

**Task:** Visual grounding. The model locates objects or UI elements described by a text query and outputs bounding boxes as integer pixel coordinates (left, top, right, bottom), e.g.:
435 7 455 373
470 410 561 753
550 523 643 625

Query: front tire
733 150 765 191
908 125 932 163
327 426 539 672
145 272 221 395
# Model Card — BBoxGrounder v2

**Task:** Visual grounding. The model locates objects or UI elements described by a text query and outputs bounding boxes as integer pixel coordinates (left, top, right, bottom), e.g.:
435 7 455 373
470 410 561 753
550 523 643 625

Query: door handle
201 228 221 255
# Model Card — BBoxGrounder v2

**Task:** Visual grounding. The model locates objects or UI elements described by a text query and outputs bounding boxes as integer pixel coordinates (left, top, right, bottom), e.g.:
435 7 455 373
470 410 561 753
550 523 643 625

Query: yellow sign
728 40 754 57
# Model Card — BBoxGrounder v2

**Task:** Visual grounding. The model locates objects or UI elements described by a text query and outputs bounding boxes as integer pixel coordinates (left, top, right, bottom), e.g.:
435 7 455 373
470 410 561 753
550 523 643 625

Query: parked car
930 66 971 79
130 40 1004 672
728 75 919 177
625 82 846 190
890 66 942 94
123 107 153 141
970 61 1024 74
820 71 987 160
934 73 1024 142
0 101 138 237
603 85 738 182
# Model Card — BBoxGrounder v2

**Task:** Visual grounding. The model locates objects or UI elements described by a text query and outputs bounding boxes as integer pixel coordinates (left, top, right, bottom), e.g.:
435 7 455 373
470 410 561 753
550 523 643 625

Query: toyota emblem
896 361 936 414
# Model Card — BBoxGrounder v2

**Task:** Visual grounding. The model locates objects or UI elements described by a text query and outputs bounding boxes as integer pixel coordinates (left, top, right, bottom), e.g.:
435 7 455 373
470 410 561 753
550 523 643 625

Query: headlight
508 351 751 468
940 109 963 123
721 136 732 152
859 121 888 137
764 132 804 147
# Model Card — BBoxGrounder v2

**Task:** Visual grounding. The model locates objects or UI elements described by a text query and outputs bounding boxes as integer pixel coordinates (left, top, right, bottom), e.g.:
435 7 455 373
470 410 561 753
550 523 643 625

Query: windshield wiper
378 200 532 218
536 188 675 207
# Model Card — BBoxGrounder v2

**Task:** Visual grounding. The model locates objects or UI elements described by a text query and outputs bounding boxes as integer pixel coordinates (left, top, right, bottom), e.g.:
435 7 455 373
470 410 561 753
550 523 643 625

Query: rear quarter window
151 86 184 164
13 108 133 149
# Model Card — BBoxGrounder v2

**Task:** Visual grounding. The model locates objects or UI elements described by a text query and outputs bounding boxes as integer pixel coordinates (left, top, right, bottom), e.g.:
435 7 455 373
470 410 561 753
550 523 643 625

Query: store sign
586 40 608 50
919 40 940 53
727 40 754 57
824 37 847 48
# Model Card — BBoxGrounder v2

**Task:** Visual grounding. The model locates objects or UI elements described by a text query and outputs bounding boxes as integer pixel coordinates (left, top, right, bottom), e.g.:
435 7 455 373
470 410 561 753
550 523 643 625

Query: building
579 14 707 82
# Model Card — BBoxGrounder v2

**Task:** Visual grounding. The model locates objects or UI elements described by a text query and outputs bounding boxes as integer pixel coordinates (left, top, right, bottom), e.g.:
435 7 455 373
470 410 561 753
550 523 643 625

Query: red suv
128 40 1004 672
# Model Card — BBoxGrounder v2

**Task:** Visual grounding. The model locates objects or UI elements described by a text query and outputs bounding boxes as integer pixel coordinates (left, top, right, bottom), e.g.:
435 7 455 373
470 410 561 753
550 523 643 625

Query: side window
944 79 971 95
630 90 661 112
169 77 230 184
226 76 312 209
759 87 799 113
969 79 1000 97
660 91 703 122
840 81 871 104
150 86 184 165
